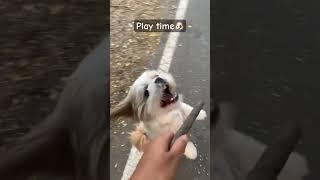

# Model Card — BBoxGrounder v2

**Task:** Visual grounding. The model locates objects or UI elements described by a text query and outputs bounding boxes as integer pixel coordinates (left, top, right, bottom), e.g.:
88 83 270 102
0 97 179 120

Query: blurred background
214 0 320 179
0 0 105 161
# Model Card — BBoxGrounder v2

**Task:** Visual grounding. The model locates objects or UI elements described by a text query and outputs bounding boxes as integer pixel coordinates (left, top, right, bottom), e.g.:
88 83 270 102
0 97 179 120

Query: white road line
121 0 189 179
120 146 143 180
158 0 189 73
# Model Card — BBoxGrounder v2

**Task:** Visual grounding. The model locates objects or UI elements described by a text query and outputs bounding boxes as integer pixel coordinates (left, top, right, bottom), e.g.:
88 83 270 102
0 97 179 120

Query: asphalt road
110 0 210 179
111 0 320 179
214 0 320 179
169 0 210 179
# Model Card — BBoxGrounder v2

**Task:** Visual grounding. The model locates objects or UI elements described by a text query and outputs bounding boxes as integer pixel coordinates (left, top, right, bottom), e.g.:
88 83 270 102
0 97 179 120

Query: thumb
157 131 174 151
170 134 189 156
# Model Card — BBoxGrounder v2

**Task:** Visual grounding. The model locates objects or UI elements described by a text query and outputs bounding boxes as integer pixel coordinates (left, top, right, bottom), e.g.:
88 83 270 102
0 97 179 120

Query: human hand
130 131 189 180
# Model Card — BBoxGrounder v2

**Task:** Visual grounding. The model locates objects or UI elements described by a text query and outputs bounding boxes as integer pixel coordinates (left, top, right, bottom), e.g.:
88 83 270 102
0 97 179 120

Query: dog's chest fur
144 106 185 139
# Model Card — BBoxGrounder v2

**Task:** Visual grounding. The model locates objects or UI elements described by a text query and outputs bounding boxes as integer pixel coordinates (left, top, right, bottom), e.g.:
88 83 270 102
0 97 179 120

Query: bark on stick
170 101 204 147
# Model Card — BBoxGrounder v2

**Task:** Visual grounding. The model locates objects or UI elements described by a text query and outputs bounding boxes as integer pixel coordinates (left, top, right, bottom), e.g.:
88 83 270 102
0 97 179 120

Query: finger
170 134 188 156
141 138 151 151
157 131 174 151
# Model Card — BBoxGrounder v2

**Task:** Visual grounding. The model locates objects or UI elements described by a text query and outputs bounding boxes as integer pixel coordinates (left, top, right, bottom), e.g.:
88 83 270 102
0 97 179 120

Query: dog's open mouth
161 85 179 107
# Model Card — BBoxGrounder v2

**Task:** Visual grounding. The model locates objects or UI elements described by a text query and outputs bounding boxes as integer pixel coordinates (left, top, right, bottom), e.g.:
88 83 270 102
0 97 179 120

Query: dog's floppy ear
111 94 133 120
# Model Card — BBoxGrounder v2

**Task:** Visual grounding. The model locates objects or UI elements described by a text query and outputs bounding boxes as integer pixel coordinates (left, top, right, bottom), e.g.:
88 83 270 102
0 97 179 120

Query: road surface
214 0 320 179
169 0 210 178
110 0 210 179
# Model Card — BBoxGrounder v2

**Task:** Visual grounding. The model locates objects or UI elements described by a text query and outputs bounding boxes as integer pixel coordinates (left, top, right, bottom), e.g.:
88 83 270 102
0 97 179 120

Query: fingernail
181 134 188 141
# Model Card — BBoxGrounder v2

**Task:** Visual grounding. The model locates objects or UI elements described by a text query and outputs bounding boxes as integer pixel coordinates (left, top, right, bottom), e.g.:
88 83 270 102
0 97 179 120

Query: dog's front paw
184 141 197 160
196 110 207 120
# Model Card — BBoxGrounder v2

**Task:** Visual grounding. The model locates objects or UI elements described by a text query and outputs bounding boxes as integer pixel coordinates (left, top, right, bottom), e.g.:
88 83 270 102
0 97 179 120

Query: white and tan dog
111 70 207 159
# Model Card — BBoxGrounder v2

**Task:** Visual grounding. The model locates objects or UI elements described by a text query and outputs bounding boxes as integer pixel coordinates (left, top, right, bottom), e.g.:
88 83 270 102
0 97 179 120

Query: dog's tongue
163 94 174 102
161 93 177 107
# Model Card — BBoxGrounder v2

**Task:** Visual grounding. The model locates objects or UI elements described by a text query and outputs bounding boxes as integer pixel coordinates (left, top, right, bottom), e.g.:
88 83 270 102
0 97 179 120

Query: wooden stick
246 120 302 180
170 101 204 147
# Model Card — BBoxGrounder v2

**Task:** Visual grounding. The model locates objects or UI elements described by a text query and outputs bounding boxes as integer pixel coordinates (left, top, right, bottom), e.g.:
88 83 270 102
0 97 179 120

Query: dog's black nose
155 77 167 84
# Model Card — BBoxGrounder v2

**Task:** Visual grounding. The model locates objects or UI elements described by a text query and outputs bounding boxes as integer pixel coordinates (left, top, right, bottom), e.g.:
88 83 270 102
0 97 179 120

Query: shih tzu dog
111 70 207 159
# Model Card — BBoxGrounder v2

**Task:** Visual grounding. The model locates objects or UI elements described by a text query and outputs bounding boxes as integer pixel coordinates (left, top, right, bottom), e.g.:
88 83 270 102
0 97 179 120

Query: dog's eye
144 85 149 98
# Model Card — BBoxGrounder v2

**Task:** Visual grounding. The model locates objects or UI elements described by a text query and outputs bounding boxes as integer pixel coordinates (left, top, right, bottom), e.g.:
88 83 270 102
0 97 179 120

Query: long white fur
112 70 207 159
113 70 309 179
